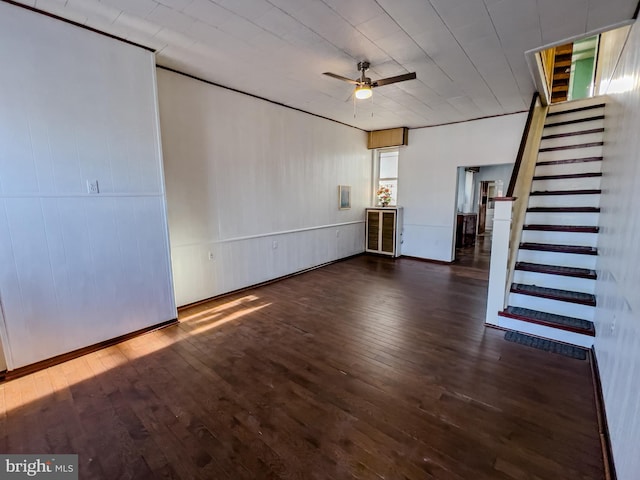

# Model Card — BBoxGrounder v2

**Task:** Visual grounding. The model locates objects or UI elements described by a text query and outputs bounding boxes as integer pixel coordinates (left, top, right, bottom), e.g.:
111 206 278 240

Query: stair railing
485 94 548 325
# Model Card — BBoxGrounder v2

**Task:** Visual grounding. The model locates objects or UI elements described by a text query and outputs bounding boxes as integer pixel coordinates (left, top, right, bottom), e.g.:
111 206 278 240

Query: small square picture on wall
339 185 351 210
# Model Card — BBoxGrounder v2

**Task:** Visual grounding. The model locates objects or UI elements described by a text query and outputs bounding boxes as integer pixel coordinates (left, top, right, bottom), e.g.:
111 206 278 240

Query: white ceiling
13 0 638 130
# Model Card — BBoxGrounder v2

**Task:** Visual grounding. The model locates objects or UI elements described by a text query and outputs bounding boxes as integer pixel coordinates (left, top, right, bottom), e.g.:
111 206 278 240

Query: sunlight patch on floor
179 295 261 322
184 302 272 336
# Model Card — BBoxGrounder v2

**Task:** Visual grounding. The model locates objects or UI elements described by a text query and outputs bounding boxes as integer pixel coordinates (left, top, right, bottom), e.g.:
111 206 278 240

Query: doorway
454 163 510 266
0 325 6 371
478 180 497 235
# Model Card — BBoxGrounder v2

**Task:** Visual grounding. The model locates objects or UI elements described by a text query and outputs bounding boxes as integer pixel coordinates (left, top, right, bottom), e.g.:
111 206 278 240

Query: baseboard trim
0 318 178 383
589 348 617 480
179 253 364 311
400 255 454 265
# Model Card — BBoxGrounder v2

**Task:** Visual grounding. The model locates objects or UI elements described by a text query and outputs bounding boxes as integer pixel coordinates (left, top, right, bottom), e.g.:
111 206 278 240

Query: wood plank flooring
0 254 604 479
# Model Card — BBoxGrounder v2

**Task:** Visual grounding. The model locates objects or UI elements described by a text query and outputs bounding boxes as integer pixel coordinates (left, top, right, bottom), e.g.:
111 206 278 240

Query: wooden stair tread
527 207 600 213
554 60 572 68
500 306 595 336
541 128 604 140
533 172 602 181
515 262 596 279
547 103 605 117
511 283 596 306
545 115 605 128
539 141 603 152
530 189 601 196
537 156 602 166
523 224 599 233
520 243 597 255
555 45 573 54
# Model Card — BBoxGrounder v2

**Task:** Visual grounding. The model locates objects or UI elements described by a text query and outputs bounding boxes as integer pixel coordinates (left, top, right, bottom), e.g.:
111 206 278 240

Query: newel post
485 197 515 326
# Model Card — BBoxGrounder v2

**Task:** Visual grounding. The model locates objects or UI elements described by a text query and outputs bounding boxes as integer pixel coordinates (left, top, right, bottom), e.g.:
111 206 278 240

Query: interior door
478 181 489 234
0 342 5 371
0 308 7 371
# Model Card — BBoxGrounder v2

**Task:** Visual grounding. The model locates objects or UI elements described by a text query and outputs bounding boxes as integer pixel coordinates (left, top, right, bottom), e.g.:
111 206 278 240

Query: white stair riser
512 270 595 294
537 145 603 162
532 176 602 191
535 161 602 176
528 193 601 208
498 316 594 348
548 97 605 110
544 110 605 127
524 211 600 226
539 132 604 149
516 249 597 270
548 97 606 113
520 230 599 247
542 118 604 136
509 292 595 321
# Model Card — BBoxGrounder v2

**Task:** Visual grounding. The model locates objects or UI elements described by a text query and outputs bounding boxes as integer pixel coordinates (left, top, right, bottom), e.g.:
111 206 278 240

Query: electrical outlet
272 240 278 249
208 252 214 261
87 180 99 194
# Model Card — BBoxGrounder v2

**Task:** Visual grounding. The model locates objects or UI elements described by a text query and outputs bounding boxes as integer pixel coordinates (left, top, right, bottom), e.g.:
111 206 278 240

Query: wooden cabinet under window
366 207 403 257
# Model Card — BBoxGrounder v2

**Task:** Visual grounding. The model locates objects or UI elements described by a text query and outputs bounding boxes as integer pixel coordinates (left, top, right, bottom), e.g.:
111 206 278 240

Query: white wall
595 21 640 480
399 114 527 261
0 4 176 369
157 69 370 307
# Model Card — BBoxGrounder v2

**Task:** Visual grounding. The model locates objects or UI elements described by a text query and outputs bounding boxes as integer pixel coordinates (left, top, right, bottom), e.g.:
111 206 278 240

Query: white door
0 305 7 371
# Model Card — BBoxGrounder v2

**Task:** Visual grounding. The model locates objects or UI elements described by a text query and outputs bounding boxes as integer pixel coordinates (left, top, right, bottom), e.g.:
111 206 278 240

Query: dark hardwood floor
0 253 604 479
455 233 492 278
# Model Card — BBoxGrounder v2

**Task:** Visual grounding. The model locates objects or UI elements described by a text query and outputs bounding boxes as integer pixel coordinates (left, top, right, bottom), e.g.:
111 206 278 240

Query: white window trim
374 147 399 206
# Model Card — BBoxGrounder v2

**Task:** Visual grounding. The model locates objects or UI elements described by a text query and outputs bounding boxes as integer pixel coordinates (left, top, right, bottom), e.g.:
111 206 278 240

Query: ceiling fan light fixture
355 84 372 99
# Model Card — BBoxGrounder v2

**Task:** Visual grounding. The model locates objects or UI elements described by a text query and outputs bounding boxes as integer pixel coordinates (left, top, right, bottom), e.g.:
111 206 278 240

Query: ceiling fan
323 61 416 100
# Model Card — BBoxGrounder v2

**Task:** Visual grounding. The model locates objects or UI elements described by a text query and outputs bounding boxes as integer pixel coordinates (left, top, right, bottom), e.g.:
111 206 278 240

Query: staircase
550 43 573 103
498 98 605 348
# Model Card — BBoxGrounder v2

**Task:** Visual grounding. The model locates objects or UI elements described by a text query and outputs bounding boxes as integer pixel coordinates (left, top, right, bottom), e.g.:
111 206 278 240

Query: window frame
374 147 399 207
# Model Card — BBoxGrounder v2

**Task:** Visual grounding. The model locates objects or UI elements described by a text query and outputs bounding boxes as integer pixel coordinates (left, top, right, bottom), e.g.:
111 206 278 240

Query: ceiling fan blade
323 72 360 85
372 72 417 87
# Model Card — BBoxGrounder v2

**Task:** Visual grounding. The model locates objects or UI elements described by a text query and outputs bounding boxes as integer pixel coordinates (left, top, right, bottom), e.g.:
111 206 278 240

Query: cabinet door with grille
367 210 380 251
366 208 400 256
380 211 396 253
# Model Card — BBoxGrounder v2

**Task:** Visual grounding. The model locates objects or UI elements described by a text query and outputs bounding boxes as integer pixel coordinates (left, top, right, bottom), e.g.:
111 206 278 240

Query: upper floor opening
528 23 633 105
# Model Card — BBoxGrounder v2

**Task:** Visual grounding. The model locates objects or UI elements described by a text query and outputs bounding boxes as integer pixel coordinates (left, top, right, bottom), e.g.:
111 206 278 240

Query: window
375 149 399 206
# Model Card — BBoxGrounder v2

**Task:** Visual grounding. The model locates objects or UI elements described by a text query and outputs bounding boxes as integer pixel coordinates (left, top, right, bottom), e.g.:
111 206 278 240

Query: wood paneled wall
595 20 640 480
0 3 176 370
157 69 370 307
399 114 526 262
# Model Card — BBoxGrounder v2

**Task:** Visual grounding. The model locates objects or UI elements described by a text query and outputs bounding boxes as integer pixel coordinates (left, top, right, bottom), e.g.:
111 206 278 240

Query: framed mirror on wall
338 185 351 210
